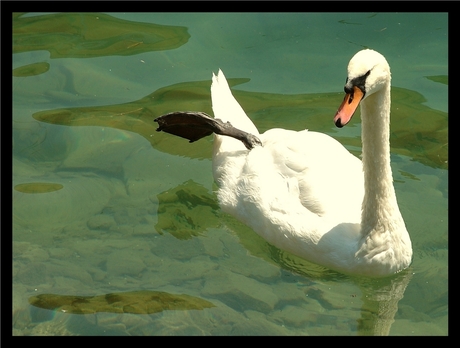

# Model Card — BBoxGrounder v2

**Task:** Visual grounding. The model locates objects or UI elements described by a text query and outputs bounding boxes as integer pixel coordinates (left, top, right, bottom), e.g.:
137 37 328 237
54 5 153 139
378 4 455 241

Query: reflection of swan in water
356 270 413 335
272 245 413 335
155 49 412 276
154 179 413 335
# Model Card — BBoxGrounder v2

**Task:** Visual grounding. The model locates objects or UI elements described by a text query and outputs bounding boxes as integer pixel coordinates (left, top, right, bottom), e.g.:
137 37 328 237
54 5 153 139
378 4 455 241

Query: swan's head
334 49 391 128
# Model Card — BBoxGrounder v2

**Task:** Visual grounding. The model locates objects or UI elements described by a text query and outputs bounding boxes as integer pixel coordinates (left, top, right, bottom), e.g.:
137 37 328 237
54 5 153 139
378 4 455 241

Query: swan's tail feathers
211 69 259 135
154 111 262 150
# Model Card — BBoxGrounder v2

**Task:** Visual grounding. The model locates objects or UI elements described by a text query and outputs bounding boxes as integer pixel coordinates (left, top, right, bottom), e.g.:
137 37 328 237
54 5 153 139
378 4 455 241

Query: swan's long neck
360 82 403 236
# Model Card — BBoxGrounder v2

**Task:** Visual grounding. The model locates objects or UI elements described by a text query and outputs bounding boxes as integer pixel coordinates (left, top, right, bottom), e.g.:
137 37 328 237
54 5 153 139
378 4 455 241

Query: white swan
155 49 412 277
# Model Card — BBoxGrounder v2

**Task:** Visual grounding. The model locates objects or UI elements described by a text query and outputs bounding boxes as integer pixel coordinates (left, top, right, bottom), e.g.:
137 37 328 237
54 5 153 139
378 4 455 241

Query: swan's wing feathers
263 129 363 220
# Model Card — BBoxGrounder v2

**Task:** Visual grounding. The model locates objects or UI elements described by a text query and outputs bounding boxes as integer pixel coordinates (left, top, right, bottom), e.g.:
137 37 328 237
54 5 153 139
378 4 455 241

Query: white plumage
210 49 412 277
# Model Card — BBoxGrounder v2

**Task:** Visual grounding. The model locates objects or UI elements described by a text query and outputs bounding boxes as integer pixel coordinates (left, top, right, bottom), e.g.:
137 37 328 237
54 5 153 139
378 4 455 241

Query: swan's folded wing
263 129 363 221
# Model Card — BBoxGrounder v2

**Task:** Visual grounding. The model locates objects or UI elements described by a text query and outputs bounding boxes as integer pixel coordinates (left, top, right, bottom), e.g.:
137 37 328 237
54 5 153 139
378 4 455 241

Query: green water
12 12 447 335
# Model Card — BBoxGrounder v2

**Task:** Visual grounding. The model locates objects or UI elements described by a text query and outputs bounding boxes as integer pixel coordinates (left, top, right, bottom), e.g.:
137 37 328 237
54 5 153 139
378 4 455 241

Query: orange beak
333 86 364 128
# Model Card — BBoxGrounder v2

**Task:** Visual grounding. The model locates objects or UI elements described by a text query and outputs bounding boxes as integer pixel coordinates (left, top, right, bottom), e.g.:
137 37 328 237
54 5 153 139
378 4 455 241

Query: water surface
13 12 447 336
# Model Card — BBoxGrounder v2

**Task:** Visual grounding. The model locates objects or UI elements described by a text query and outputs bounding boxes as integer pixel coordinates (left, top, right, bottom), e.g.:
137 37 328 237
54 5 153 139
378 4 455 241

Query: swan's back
260 129 363 221
216 129 364 269
211 69 364 233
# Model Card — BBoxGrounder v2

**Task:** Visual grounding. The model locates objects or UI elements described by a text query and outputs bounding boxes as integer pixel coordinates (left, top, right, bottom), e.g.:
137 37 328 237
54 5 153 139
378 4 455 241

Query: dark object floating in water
155 111 262 150
13 62 50 77
425 75 448 85
14 182 64 194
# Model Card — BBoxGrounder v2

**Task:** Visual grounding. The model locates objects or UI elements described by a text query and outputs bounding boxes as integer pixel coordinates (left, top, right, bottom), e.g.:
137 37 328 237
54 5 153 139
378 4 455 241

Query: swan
155 49 412 277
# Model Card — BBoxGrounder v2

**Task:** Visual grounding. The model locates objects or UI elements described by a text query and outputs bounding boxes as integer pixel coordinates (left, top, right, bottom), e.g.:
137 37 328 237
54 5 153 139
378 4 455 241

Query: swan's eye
354 71 370 86
347 70 371 95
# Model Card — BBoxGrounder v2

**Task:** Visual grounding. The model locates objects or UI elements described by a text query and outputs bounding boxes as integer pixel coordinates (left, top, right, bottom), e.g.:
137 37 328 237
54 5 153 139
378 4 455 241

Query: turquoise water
13 13 447 335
